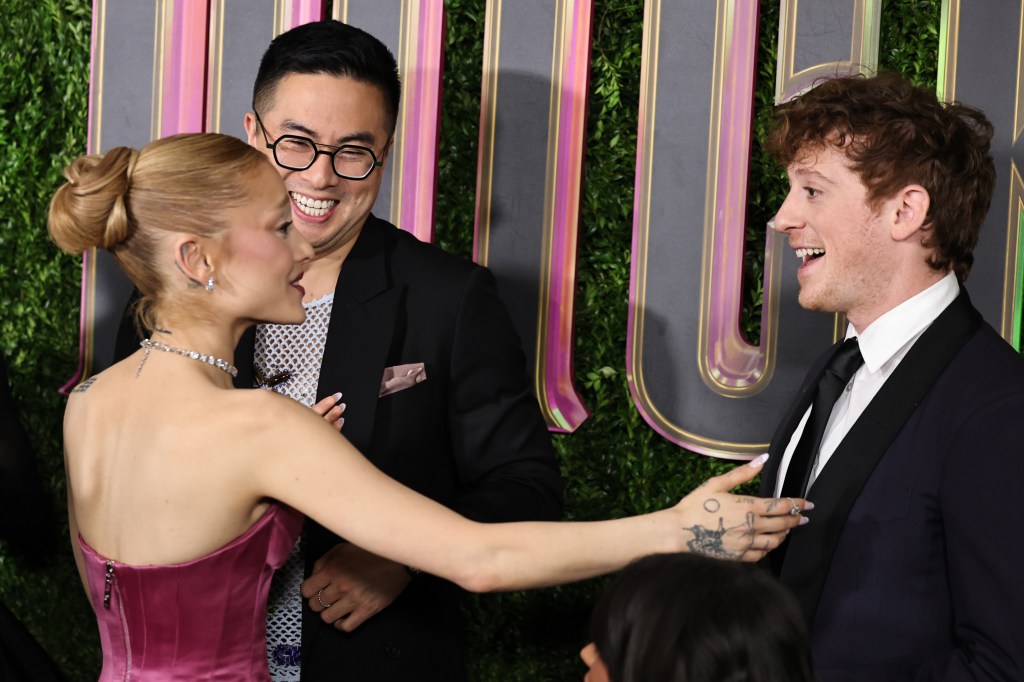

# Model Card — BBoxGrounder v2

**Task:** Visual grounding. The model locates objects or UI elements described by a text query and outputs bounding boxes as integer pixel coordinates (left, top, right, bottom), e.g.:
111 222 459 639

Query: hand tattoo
702 498 721 513
684 512 756 560
685 519 737 559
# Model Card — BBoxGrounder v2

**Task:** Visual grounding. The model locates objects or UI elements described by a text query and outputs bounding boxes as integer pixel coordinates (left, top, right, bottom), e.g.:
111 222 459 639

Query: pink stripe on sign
541 0 592 432
702 0 765 390
398 0 444 243
628 1 771 456
159 0 208 137
287 0 324 26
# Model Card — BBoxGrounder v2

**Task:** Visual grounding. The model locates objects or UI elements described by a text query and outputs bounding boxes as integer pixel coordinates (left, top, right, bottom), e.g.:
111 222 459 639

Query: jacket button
384 642 401 659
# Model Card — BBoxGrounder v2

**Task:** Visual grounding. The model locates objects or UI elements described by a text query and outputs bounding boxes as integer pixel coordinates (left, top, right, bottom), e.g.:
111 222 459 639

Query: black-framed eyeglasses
253 110 384 181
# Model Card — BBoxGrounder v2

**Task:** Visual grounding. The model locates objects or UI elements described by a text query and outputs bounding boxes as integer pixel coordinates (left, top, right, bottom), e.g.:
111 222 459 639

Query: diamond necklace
136 338 238 378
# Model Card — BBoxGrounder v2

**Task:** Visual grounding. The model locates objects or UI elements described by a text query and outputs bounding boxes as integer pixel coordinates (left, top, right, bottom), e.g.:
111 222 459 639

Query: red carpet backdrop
1 1 1020 679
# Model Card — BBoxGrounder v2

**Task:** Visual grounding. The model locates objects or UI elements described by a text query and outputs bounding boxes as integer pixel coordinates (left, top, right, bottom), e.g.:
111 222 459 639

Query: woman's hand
673 454 810 562
311 392 346 431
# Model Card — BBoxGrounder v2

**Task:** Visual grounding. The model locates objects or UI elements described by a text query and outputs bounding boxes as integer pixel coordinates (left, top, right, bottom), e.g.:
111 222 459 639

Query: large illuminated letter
940 0 1024 347
474 0 592 431
628 0 878 457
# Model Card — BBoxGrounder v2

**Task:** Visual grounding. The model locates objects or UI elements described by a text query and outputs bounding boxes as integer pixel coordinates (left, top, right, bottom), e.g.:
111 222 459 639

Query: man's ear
891 184 930 242
243 112 259 147
174 236 212 288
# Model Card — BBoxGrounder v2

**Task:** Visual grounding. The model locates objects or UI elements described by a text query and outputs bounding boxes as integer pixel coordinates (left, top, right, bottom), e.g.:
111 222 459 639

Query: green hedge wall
1 0 97 678
0 1 948 679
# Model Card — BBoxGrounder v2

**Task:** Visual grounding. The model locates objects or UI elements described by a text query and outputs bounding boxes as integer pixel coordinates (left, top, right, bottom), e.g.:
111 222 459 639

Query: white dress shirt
773 271 960 497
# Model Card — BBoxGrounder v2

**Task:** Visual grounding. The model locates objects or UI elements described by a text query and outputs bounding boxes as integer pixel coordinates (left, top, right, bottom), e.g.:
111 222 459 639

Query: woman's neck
146 317 242 385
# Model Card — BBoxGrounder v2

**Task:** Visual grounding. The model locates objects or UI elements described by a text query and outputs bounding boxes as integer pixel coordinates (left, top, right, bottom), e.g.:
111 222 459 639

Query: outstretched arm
249 401 805 594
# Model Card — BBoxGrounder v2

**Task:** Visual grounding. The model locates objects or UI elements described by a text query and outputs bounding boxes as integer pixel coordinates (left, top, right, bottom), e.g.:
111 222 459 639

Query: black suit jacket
234 215 563 681
760 290 1024 680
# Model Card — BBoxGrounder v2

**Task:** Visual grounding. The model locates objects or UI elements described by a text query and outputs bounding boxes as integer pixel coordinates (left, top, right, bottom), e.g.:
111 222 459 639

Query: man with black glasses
240 20 563 682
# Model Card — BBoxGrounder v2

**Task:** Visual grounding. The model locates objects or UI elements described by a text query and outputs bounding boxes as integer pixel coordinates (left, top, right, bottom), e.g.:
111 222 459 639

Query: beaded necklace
136 338 238 378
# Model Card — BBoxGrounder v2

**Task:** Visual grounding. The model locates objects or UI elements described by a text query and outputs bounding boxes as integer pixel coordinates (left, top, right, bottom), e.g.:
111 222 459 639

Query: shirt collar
845 271 959 373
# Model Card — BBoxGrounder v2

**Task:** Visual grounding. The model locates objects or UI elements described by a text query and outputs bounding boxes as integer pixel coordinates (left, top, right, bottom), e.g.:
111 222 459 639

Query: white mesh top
255 293 334 682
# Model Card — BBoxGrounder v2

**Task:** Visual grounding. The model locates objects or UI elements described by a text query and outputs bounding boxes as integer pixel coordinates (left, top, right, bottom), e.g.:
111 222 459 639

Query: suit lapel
760 349 833 498
234 327 256 389
779 290 982 624
315 216 402 453
761 346 835 576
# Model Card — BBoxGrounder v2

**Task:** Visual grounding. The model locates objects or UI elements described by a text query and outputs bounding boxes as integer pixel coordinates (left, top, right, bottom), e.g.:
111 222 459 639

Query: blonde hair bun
48 146 139 253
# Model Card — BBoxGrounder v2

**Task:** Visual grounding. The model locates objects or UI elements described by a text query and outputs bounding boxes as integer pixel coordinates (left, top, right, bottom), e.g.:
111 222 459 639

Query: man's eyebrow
276 119 378 146
790 167 835 184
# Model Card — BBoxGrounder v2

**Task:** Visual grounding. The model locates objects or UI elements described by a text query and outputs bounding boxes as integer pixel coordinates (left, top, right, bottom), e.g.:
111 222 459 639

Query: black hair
252 20 401 135
591 553 814 682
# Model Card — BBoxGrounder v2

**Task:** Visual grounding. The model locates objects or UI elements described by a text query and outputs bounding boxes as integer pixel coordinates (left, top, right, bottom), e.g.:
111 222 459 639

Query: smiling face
773 144 911 330
218 162 313 325
244 73 391 266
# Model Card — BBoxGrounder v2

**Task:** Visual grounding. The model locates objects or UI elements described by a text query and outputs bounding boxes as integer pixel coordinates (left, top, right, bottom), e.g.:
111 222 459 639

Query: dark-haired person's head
768 71 995 283
245 21 399 263
251 21 400 135
582 553 813 682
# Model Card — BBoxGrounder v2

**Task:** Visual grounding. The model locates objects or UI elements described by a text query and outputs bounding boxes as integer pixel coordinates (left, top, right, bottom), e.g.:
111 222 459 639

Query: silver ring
788 497 801 516
316 588 332 609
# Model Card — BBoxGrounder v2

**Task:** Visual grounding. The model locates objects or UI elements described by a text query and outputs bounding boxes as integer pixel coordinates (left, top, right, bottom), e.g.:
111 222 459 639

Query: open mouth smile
795 247 825 264
290 191 338 218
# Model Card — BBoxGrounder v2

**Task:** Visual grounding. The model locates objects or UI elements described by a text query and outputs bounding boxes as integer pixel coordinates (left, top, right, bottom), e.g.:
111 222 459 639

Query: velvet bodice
79 503 302 681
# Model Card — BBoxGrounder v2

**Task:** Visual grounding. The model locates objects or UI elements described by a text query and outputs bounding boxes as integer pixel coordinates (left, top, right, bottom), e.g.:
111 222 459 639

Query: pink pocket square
379 363 427 397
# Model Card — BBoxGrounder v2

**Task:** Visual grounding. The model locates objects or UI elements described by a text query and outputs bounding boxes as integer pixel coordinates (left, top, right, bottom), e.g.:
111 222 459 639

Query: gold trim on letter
388 0 414 226
937 0 960 104
775 0 881 104
206 0 227 133
473 0 503 267
1005 163 1024 346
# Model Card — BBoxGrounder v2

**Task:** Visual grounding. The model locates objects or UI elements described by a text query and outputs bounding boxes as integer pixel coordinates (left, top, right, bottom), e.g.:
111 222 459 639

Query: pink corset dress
79 503 302 681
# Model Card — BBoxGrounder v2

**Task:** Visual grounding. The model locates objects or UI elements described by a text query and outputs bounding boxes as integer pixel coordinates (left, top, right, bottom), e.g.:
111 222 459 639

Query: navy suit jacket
760 290 1024 681
234 215 563 681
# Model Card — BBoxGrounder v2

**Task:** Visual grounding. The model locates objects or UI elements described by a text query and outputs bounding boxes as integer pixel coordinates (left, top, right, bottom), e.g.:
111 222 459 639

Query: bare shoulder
223 387 365 481
67 356 142 402
71 375 99 394
68 368 118 398
220 388 335 446
65 370 115 417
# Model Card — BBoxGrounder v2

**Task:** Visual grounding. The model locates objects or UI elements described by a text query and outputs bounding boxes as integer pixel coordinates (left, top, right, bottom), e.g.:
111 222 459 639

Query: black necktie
781 338 864 498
